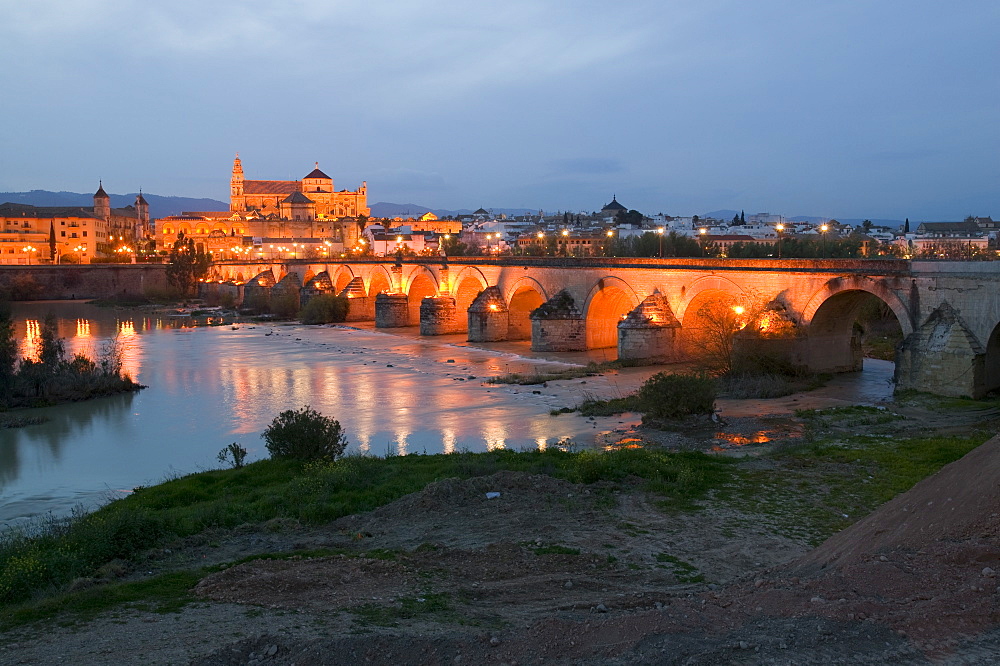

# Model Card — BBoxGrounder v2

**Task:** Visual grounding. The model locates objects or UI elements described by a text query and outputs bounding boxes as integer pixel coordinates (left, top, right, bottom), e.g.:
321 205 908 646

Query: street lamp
775 224 785 259
819 224 829 257
656 227 664 258
22 245 36 265
699 227 708 256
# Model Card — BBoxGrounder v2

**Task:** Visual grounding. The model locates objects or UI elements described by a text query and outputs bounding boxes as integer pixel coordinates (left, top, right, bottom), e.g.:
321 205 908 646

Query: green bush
262 406 348 461
299 294 349 325
638 372 716 419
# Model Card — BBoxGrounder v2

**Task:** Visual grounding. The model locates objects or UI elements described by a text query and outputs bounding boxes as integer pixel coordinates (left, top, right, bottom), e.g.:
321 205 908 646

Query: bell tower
230 153 245 212
94 181 111 220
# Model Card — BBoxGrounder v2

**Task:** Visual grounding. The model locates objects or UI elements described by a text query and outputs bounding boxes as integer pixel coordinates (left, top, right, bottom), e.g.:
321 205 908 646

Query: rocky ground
3 378 1000 664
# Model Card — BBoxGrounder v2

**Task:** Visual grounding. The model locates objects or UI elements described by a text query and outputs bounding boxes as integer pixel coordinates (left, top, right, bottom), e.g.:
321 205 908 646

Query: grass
349 592 455 627
532 545 581 556
654 553 704 583
718 430 991 546
0 571 201 632
0 448 732 614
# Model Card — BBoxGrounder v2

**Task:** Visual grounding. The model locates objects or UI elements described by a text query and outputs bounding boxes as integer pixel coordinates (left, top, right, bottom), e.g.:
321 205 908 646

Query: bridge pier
617 292 682 362
375 292 410 327
467 287 509 342
420 296 464 335
895 303 987 398
339 277 373 321
530 290 587 352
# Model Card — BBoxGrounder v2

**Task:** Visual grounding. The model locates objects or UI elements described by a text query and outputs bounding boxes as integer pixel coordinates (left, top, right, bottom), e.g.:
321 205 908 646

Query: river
1 301 649 526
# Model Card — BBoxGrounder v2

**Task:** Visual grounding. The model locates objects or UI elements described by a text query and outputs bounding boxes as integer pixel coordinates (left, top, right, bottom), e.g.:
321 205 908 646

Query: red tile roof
243 180 300 195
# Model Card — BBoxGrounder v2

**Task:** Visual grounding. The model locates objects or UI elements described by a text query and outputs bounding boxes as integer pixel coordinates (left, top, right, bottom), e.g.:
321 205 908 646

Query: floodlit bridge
206 257 1000 399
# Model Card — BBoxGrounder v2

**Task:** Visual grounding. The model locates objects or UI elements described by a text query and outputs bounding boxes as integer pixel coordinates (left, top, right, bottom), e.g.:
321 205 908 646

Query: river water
1 302 897 528
1 301 644 526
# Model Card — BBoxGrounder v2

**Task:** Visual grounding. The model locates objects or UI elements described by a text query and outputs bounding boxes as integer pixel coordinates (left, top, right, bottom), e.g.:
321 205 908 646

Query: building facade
229 155 369 219
0 184 149 264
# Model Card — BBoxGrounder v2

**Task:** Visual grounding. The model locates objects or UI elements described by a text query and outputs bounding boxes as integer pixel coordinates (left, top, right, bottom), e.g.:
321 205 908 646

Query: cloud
545 158 626 177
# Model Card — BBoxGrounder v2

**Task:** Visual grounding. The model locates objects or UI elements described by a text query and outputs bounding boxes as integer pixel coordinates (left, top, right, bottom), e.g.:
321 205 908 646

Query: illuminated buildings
0 184 149 264
155 156 370 258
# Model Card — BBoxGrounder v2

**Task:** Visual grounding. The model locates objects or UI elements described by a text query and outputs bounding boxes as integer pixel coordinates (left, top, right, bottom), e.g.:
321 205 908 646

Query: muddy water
0 302 639 525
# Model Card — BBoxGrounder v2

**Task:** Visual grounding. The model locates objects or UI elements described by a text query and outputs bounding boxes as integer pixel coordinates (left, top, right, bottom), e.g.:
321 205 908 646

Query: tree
614 209 644 227
263 406 348 460
862 220 874 232
37 313 65 370
904 218 910 233
166 238 210 296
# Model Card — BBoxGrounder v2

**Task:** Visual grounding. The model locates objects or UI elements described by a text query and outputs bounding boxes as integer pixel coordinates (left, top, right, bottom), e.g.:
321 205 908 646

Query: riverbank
2 387 999 663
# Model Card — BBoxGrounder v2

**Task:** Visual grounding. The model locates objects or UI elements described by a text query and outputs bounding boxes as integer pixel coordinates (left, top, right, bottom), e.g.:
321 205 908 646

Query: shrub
262 406 348 461
638 372 716 420
299 294 349 325
217 442 249 469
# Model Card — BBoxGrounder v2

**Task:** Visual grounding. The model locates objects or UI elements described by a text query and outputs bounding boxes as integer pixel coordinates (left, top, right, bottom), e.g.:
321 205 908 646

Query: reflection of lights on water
76 319 91 338
394 430 410 456
605 436 644 451
442 429 457 454
22 319 40 360
713 432 772 446
483 422 507 451
535 437 548 452
118 320 136 336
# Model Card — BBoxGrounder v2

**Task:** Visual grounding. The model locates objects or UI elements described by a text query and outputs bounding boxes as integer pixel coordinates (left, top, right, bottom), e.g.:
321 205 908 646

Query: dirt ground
4 375 1000 664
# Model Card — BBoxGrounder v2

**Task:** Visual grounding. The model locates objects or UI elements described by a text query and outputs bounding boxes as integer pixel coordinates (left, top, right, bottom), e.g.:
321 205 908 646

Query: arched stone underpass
808 290 904 374
984 324 1000 394
452 277 484 334
367 271 392 299
585 283 639 350
407 274 437 325
679 289 747 372
508 286 545 341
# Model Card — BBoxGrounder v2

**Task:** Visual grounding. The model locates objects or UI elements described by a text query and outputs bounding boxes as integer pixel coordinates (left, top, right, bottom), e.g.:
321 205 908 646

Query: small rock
779 642 788 649
490 636 500 647
879 555 888 562
596 603 608 613
266 645 278 656
754 578 765 588
983 567 996 577
738 641 749 650
564 581 573 589
654 602 663 610
810 596 825 603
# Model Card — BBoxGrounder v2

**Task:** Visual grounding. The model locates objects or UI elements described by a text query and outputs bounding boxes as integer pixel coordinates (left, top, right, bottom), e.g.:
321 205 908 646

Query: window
61 231 65 237
83 231 87 237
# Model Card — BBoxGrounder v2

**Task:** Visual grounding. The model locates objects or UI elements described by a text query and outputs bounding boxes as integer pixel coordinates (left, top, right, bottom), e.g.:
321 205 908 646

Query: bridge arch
676 275 751 323
406 268 439 324
366 266 393 298
331 265 356 293
801 277 913 337
583 277 641 349
451 267 488 331
801 277 912 373
505 277 548 341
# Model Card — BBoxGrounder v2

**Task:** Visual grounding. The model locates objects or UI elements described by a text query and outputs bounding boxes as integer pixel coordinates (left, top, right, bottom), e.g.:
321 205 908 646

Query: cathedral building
155 156 370 258
229 155 369 219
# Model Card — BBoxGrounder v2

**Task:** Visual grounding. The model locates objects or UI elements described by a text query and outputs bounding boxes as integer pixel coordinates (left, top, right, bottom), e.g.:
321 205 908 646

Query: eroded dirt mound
710 434 1000 659
792 434 1000 573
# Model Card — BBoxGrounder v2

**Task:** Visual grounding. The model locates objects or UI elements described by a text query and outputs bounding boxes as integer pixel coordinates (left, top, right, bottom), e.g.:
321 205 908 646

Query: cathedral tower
230 154 244 211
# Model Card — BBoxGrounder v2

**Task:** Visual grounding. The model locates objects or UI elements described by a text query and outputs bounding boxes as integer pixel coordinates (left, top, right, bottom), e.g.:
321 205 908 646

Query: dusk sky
1 0 996 220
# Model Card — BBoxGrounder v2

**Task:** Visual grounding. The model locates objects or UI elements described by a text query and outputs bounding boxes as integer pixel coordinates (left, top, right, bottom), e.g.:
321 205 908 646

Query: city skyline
1 1 996 220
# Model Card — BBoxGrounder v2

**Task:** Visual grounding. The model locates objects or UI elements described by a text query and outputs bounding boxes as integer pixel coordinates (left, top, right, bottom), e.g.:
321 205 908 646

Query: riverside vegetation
0 395 994 636
0 305 143 410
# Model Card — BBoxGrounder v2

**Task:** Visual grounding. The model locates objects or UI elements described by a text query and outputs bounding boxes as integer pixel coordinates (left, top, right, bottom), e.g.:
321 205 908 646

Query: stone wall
0 265 169 300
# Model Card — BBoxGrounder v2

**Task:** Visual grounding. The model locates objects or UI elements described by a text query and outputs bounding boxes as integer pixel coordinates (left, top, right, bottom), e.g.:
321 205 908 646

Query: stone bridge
205 257 1000 399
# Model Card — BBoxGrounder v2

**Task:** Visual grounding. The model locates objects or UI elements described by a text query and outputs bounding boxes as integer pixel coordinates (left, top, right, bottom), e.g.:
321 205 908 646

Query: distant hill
0 190 228 219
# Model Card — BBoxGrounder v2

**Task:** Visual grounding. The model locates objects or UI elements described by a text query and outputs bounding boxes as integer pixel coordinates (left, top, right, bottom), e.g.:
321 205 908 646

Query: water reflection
2 302 612 525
